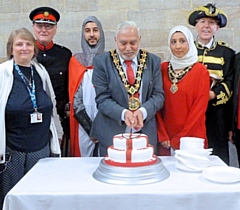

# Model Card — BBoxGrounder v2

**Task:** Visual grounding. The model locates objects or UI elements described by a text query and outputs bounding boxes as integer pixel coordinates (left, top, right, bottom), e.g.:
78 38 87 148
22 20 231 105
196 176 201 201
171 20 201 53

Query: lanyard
14 63 38 111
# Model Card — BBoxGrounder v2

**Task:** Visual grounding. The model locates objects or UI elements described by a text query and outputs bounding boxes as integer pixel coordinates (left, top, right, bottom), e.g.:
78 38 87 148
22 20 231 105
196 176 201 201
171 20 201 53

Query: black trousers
206 104 229 165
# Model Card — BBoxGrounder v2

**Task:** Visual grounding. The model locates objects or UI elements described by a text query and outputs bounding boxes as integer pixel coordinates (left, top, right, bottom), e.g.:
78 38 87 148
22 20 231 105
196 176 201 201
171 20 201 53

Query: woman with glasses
0 28 61 209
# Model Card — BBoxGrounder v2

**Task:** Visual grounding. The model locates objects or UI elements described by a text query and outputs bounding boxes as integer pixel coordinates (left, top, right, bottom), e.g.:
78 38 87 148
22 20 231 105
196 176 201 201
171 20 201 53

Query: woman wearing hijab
156 25 210 155
0 28 61 209
68 16 105 157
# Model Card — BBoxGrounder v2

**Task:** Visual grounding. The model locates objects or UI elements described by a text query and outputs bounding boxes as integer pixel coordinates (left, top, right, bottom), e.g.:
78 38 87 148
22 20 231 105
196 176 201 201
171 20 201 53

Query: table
3 156 240 210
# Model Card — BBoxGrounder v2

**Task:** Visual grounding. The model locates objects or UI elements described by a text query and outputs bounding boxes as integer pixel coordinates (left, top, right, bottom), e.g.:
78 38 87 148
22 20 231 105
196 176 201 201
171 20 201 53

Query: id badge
30 112 43 123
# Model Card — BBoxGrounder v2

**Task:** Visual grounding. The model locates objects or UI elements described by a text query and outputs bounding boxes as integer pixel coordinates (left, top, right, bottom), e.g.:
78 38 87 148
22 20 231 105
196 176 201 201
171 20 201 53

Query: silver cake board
93 157 170 185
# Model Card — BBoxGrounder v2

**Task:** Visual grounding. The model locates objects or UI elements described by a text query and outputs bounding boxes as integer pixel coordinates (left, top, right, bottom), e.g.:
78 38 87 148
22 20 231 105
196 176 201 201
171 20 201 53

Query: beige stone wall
0 0 239 63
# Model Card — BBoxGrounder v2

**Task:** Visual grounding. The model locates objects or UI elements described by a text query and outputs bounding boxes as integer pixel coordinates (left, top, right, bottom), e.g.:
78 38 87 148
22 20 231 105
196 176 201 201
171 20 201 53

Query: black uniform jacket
36 43 72 119
196 39 235 106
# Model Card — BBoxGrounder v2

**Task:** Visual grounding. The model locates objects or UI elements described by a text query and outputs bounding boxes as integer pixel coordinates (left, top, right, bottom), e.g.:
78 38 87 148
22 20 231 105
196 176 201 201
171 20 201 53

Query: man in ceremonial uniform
90 21 164 156
68 16 105 157
29 7 72 155
188 3 235 164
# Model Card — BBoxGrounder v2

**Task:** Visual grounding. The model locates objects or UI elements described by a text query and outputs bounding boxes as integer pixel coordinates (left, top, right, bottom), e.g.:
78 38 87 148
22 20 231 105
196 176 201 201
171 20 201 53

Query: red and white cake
105 133 157 167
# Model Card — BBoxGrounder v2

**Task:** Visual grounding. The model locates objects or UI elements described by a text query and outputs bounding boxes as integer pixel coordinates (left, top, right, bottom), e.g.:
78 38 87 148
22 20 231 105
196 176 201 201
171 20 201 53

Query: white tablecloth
3 156 240 210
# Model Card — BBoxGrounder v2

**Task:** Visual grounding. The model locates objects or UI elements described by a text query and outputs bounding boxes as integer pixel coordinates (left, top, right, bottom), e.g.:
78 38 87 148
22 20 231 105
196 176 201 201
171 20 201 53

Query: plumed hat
188 3 227 28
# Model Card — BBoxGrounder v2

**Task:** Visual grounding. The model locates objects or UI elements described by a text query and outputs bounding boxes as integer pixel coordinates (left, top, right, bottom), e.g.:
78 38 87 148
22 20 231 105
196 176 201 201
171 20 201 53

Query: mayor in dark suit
90 21 165 156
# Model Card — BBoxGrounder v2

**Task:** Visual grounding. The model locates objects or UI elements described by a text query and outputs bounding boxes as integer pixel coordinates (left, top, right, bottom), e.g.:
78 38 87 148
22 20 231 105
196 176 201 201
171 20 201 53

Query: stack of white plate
175 137 212 172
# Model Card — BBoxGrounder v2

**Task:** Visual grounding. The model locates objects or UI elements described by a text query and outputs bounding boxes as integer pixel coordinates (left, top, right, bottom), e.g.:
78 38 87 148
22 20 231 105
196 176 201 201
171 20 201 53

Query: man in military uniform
188 3 235 164
29 7 72 155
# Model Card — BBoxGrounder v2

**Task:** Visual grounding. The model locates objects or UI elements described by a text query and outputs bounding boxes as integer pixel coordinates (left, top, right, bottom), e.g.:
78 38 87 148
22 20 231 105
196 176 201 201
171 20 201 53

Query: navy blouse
5 65 53 153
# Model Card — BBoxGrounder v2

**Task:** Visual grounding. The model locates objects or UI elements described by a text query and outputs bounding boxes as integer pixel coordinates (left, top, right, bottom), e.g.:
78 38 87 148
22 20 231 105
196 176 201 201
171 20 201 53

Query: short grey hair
115 21 140 37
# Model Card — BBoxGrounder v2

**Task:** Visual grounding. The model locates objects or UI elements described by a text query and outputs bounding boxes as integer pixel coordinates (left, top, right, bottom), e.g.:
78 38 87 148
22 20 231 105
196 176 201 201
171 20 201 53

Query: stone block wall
0 0 239 63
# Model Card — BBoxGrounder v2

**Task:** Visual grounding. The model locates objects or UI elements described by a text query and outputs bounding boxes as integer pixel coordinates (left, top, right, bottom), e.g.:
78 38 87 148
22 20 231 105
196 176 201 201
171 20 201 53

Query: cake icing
105 133 157 167
113 133 148 150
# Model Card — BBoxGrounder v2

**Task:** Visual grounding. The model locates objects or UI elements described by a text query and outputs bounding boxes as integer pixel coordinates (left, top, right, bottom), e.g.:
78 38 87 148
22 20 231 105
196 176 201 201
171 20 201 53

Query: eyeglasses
34 23 55 30
0 153 12 174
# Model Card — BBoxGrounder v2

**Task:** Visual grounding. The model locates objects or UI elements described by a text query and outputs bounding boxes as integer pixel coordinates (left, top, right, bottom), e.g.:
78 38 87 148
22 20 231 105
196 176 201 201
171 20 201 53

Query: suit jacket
90 50 164 155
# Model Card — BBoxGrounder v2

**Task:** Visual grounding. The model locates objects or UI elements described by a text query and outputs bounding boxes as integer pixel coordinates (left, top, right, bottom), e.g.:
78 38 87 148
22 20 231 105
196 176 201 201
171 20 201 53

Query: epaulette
217 41 232 49
61 45 72 53
55 43 71 52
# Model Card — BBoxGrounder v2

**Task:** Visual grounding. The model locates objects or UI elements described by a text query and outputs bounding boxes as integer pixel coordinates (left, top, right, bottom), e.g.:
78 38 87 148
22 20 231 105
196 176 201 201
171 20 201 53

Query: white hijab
166 25 198 70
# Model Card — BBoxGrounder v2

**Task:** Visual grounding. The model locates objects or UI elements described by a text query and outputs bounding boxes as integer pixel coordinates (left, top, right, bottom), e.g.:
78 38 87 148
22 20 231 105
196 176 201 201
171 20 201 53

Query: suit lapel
139 51 149 103
111 61 129 103
141 64 149 103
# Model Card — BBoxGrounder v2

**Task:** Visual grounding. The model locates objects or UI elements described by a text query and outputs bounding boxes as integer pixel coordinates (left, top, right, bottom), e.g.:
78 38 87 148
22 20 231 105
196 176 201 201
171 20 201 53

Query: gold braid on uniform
195 38 232 106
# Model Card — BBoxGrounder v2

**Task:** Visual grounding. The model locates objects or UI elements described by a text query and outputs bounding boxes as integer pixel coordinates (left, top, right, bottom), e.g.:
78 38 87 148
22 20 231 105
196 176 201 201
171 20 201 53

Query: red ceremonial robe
156 62 210 155
68 56 86 156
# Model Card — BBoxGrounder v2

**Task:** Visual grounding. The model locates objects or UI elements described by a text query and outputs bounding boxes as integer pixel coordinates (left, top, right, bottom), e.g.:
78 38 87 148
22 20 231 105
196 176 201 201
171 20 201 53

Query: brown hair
6 28 38 60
